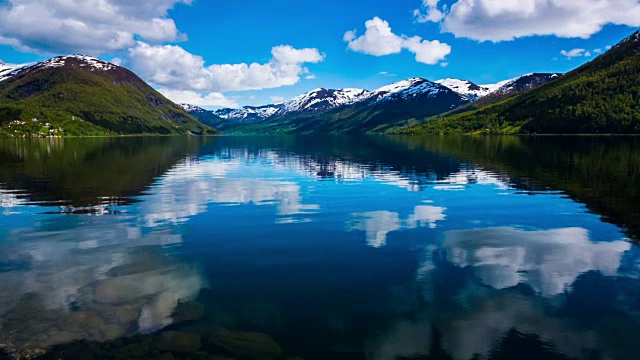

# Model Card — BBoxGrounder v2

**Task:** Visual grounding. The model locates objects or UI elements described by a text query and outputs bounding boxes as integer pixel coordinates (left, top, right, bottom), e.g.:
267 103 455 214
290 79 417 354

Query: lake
1 135 640 360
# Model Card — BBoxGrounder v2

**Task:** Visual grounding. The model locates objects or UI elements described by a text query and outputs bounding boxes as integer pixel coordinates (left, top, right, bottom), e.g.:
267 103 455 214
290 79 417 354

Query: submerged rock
157 331 202 353
172 301 205 323
209 329 282 360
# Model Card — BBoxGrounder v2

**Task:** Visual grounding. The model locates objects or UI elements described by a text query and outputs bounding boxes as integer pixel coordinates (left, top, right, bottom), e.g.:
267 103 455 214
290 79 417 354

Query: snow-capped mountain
436 73 561 102
0 62 28 82
369 78 452 103
179 72 561 134
488 73 561 97
215 104 284 122
0 54 213 135
179 104 205 113
279 88 369 115
0 55 117 83
435 79 494 100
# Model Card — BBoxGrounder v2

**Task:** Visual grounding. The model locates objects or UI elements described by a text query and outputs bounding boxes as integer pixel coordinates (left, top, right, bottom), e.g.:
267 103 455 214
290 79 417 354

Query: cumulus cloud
344 17 451 65
126 42 325 93
0 0 191 54
417 0 640 42
413 0 445 23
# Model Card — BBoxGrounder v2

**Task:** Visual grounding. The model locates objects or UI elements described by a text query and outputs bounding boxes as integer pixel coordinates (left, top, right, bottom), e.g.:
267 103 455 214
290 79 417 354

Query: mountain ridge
0 55 217 136
399 29 640 134
182 73 560 134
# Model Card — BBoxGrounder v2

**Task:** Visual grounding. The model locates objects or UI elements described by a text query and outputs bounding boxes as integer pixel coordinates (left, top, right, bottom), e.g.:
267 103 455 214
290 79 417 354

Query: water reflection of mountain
1 136 640 359
0 137 206 208
196 136 467 185
391 136 640 242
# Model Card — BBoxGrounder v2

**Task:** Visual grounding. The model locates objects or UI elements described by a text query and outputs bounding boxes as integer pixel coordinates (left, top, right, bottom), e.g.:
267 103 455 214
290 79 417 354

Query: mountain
400 30 640 134
0 55 217 136
180 71 561 135
185 78 471 134
437 73 562 115
435 79 495 100
277 88 368 116
178 103 228 129
215 104 283 122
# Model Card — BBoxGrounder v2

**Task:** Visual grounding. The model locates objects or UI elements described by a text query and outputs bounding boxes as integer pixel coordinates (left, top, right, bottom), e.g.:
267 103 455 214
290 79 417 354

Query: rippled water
1 135 640 360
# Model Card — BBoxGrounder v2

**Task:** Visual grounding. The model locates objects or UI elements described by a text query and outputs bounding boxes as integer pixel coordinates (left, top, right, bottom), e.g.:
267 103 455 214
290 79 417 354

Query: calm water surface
0 136 640 360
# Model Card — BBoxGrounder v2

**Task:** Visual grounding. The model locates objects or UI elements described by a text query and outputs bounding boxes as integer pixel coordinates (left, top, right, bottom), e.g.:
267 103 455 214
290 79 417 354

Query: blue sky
0 0 638 108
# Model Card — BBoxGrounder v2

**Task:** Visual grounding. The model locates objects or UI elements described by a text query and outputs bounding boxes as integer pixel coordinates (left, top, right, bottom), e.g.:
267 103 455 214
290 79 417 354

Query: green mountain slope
0 56 217 136
400 30 640 135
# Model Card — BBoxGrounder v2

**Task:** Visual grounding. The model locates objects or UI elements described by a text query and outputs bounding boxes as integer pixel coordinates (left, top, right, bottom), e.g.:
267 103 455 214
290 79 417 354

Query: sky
0 0 639 109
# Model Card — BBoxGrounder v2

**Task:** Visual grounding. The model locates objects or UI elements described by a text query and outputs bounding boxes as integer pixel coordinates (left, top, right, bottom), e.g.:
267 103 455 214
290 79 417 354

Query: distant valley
183 73 560 134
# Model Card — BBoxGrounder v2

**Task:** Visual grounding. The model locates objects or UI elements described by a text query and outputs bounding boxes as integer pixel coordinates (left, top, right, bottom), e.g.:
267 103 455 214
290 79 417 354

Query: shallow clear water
1 135 640 360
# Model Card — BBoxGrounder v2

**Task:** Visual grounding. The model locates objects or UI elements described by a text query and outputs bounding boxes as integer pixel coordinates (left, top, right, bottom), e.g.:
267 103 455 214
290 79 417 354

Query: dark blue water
0 136 639 360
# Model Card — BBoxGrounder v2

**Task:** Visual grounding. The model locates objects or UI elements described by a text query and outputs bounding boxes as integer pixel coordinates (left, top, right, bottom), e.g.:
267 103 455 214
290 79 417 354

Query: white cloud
593 48 603 54
158 89 239 108
126 42 325 93
305 74 317 80
418 0 640 42
403 36 452 65
560 48 587 59
0 0 191 54
413 0 445 23
344 17 451 65
345 17 404 56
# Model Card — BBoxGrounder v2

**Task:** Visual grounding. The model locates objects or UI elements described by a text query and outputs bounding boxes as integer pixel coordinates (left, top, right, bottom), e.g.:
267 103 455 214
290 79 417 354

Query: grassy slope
0 63 217 136
399 31 640 135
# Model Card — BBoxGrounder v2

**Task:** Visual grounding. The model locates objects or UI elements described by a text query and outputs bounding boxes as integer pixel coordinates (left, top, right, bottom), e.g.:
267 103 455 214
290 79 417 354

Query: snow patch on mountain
0 55 117 83
437 73 561 100
435 78 493 100
488 73 560 96
179 104 205 112
370 78 448 103
0 61 33 82
372 78 424 96
214 104 284 121
282 88 368 113
41 55 117 71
